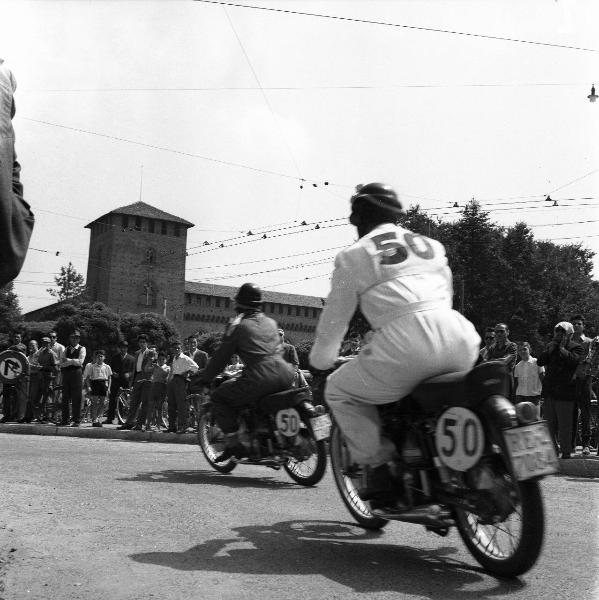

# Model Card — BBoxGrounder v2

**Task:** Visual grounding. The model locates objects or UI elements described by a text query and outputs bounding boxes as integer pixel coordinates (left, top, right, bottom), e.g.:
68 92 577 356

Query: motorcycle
329 360 558 577
196 375 332 486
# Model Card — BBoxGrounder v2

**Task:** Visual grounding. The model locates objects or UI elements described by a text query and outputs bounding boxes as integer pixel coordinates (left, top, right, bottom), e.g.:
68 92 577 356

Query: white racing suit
309 223 480 466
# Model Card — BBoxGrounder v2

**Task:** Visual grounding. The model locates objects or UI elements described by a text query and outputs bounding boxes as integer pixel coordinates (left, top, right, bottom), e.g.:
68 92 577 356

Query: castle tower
84 201 194 324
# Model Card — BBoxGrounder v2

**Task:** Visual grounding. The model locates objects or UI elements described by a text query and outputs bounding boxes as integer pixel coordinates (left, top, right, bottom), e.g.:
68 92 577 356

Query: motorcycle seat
411 371 470 410
258 386 313 413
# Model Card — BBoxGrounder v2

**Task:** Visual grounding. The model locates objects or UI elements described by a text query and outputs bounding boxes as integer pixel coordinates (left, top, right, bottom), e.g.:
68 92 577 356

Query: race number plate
436 407 485 471
503 422 558 481
275 407 301 437
310 414 332 441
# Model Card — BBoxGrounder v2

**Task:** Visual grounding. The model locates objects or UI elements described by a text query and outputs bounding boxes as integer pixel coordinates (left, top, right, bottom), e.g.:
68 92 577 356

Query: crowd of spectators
0 327 305 434
476 317 598 458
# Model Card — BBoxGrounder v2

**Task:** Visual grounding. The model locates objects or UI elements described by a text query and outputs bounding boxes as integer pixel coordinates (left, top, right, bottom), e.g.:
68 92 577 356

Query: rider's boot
359 463 409 513
214 432 249 463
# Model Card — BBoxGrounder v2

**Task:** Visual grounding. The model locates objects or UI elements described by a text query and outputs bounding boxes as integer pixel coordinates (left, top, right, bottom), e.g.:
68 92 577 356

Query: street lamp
588 84 597 103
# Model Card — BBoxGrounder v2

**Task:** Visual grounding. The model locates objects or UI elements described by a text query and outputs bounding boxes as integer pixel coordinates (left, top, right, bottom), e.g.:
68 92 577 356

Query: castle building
61 201 323 342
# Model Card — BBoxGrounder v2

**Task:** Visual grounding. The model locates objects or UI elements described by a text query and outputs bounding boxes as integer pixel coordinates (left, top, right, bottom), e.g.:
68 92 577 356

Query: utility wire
223 6 304 181
20 116 312 183
194 0 599 54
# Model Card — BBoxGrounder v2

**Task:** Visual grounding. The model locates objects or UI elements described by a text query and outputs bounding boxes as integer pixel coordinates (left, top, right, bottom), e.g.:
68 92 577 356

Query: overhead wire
194 0 599 54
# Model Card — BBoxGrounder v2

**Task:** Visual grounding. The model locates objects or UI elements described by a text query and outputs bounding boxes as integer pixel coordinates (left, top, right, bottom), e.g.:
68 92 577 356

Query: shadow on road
130 519 526 598
117 469 302 489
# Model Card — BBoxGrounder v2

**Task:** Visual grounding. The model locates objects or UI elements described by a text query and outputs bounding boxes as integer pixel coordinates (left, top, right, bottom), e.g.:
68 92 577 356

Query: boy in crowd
83 350 112 427
146 351 170 431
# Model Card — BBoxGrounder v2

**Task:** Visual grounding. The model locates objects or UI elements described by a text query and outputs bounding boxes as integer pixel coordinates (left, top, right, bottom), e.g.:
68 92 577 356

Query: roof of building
184 282 325 308
85 201 194 229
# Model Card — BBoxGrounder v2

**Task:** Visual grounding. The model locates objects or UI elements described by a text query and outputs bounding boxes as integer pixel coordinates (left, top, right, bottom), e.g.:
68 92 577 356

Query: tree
0 281 22 333
55 302 121 359
197 331 224 356
119 312 179 353
47 262 86 301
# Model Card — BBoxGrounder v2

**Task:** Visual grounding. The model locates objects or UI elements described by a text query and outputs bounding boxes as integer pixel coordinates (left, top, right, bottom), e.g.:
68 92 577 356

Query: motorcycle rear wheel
283 430 327 486
197 411 236 474
454 477 544 577
329 423 388 530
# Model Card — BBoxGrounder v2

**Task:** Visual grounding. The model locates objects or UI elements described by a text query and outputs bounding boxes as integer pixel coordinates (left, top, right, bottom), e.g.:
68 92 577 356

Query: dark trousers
2 380 26 421
212 363 295 434
544 396 574 455
106 377 129 421
146 381 167 427
61 368 83 424
125 379 151 426
572 376 592 447
167 377 188 431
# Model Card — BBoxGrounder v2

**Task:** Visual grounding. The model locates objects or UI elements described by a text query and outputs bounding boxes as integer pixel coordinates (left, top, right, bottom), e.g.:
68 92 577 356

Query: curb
0 423 198 445
1 423 598 477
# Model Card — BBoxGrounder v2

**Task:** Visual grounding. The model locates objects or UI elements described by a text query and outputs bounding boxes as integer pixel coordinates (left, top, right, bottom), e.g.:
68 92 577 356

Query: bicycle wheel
116 389 131 425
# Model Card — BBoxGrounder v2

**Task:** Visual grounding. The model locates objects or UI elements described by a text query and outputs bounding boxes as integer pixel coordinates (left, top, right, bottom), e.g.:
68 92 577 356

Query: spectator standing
59 330 86 427
583 336 599 456
513 342 544 417
537 321 583 459
0 58 34 287
187 336 209 370
223 354 244 377
16 339 38 423
146 351 170 431
279 328 308 387
83 350 112 427
118 335 153 430
477 327 495 363
104 341 134 424
1 332 28 422
340 332 362 357
34 337 58 422
486 323 518 371
571 315 592 455
166 340 199 433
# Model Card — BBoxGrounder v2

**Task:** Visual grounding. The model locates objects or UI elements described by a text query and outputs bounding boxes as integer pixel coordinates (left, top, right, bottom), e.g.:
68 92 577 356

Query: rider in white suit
310 183 480 501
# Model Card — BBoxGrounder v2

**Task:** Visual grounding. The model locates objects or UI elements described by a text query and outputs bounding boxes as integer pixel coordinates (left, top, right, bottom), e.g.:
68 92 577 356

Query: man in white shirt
167 340 199 433
514 342 544 416
309 183 480 506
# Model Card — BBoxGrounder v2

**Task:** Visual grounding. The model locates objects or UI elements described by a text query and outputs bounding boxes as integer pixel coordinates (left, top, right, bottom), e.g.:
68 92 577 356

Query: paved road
0 434 597 600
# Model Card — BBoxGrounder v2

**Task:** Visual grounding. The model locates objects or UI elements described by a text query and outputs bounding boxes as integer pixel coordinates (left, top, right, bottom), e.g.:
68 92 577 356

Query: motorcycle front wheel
329 423 388 530
283 429 327 486
197 410 236 473
454 477 544 577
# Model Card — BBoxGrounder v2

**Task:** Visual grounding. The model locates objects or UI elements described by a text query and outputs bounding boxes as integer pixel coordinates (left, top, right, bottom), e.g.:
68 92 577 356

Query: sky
3 0 599 314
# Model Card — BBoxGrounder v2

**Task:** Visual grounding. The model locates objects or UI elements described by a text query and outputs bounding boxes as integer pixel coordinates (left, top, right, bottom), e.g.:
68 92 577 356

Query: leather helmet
350 182 403 215
235 282 263 308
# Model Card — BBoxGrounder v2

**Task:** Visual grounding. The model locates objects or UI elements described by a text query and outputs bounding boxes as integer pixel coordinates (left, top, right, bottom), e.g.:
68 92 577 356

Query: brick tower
84 201 194 325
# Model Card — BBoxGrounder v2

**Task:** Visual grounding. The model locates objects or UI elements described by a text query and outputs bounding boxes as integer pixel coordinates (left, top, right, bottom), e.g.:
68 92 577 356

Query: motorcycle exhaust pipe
371 504 454 528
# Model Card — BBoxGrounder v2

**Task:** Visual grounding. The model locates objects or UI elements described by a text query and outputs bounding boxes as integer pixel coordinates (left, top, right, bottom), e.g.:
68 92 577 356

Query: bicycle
116 387 132 425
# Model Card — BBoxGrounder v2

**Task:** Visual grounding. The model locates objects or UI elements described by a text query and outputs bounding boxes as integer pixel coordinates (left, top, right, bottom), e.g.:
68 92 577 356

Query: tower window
174 224 181 237
122 215 129 229
135 216 142 231
215 297 221 307
148 219 155 233
161 221 167 235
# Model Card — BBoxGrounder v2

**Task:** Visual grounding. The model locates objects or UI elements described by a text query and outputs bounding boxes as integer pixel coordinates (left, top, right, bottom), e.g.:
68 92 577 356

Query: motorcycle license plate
310 414 332 441
503 422 558 481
